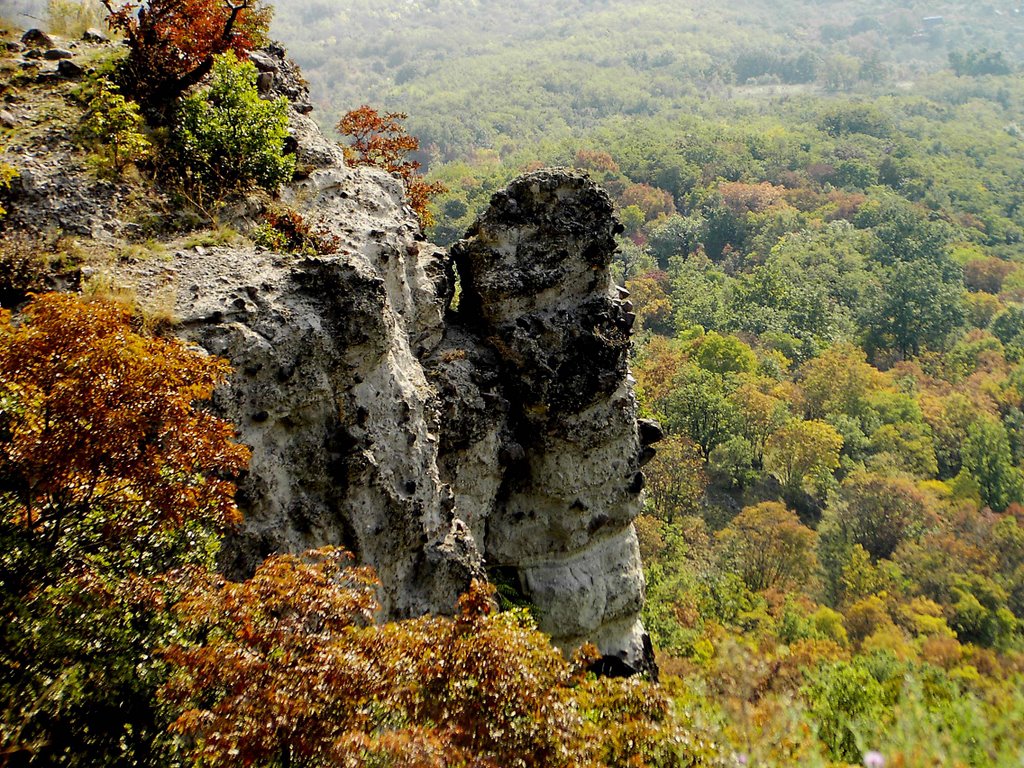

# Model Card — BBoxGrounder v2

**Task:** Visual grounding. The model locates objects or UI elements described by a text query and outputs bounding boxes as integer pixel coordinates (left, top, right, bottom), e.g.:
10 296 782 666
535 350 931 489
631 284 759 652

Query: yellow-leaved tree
764 419 844 498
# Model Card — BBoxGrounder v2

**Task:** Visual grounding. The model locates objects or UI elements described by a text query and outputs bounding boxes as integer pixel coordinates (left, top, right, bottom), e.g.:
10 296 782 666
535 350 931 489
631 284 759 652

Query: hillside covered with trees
3 0 1024 764
269 0 1024 149
0 2 713 766
266 0 1024 765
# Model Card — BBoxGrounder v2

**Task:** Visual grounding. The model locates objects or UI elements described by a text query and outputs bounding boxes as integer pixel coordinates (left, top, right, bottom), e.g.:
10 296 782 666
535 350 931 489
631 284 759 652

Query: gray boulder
57 59 84 78
21 29 55 48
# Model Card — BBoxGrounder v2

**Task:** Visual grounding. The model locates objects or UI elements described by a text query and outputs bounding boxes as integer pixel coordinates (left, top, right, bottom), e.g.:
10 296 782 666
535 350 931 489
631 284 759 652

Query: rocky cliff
437 171 656 665
1 40 656 672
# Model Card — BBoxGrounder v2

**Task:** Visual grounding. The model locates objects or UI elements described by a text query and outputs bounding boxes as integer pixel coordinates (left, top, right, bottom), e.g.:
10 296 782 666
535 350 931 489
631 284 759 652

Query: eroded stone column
441 169 655 673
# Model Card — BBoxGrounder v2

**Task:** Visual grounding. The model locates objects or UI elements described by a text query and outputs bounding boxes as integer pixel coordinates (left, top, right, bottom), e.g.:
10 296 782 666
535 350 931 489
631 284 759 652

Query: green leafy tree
171 51 294 202
803 660 886 764
709 436 757 490
949 575 1017 646
663 364 735 461
723 264 795 337
692 331 757 375
669 255 727 331
853 195 965 357
79 81 151 174
818 103 892 138
990 304 1024 350
868 421 939 478
949 50 1013 77
648 213 705 265
862 259 965 358
625 273 674 334
618 204 646 236
644 434 707 522
728 379 789 468
960 417 1024 511
797 343 883 420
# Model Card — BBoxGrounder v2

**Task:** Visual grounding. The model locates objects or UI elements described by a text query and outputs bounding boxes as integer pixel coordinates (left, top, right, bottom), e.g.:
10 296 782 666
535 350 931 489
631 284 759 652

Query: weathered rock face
2 41 654 669
123 96 481 620
436 171 652 666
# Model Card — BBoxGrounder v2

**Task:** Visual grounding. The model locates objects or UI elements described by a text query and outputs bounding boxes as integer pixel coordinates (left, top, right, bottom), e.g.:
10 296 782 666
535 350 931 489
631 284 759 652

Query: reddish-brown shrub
101 0 272 110
337 106 447 228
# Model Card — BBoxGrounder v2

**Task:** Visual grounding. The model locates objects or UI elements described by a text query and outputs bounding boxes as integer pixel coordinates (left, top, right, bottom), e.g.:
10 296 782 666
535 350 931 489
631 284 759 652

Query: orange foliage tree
718 181 787 214
574 148 621 175
964 256 1016 294
625 272 674 334
619 183 676 221
337 105 447 229
829 471 934 560
0 293 248 765
0 293 247 557
163 548 727 768
716 502 819 592
163 553 582 768
101 0 271 110
633 334 688 419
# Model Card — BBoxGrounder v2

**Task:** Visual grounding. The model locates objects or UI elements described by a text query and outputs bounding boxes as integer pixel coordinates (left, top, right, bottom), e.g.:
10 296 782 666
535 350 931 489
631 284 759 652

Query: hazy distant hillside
3 0 51 25
8 0 1021 153
270 0 1024 153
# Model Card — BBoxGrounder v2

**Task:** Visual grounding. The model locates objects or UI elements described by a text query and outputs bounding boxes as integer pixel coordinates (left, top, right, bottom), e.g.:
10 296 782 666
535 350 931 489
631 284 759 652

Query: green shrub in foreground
170 52 294 203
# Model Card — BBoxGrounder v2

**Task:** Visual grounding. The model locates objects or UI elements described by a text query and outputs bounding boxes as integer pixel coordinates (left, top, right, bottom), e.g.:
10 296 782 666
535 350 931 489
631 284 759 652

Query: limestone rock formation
435 170 654 667
124 91 479 621
148 167 654 666
0 41 656 671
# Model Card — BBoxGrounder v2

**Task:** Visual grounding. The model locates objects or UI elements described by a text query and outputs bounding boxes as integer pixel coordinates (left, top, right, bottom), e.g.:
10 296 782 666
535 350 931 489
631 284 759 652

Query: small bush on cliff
251 204 340 254
78 80 152 175
0 233 74 308
337 105 446 229
101 0 271 112
170 51 294 204
0 160 16 221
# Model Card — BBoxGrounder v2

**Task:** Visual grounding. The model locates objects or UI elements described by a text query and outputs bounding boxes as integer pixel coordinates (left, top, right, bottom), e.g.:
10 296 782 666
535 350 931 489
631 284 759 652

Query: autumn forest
270 0 1024 764
3 0 1024 765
